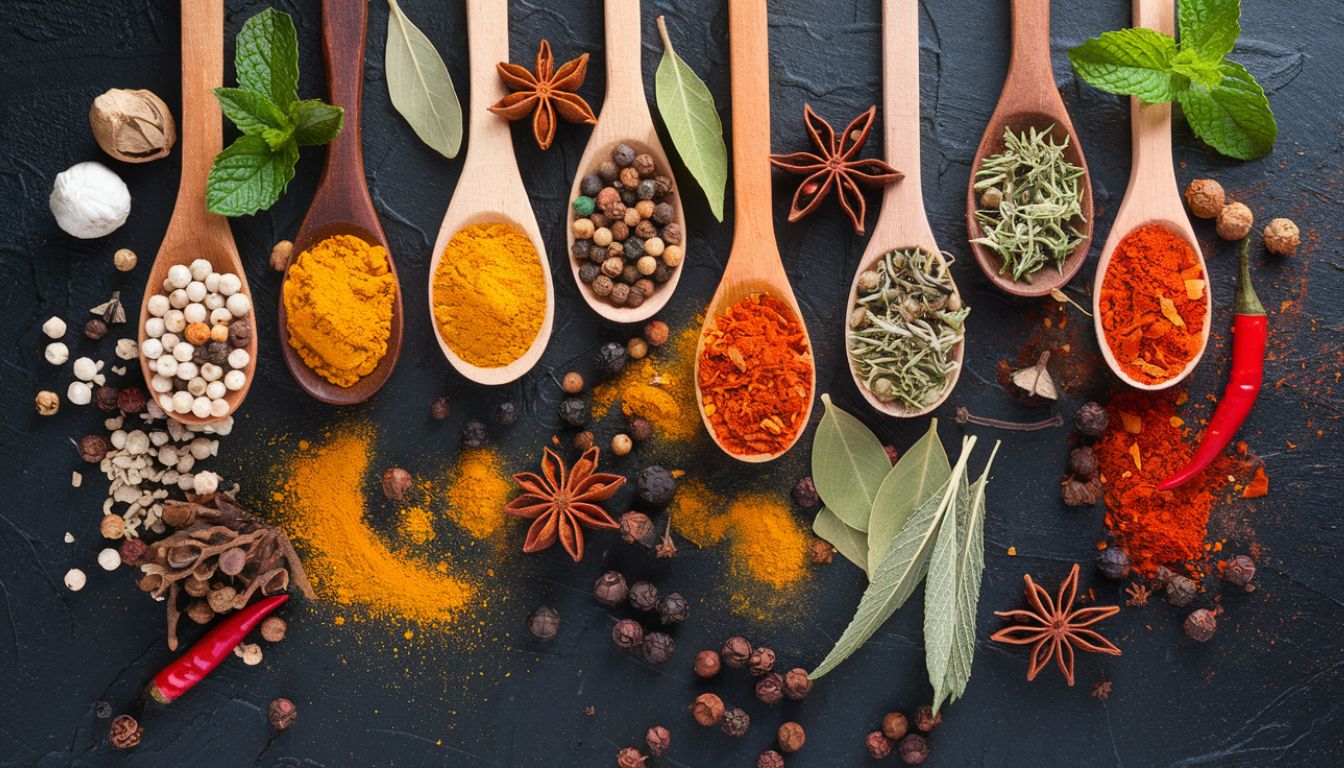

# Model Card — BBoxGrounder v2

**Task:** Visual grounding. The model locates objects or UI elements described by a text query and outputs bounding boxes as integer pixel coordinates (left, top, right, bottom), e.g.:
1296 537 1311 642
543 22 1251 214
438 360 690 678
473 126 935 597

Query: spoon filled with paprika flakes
279 0 403 405
693 0 815 463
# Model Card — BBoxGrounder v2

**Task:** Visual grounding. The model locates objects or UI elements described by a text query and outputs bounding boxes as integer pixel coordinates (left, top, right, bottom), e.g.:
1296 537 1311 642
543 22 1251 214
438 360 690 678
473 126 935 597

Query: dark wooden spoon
965 0 1093 297
278 0 403 405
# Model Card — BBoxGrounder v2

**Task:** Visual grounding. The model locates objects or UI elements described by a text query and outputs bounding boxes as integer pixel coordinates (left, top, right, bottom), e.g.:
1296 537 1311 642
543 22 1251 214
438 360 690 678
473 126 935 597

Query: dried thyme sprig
848 248 968 409
972 125 1086 283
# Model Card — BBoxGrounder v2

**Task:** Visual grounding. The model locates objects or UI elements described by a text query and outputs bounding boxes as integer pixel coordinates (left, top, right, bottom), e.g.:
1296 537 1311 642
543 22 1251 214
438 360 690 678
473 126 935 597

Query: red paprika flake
697 294 813 457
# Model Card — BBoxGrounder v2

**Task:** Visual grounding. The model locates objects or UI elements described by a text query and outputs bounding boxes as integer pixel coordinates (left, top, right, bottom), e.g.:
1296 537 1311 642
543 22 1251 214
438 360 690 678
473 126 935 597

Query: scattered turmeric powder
592 324 702 442
399 505 436 545
442 448 512 539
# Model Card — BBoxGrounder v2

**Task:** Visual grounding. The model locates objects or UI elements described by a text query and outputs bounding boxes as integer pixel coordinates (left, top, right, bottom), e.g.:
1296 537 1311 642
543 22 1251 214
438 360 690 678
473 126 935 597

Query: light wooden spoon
844 0 964 418
966 0 1093 297
1091 0 1210 390
138 0 256 427
279 0 404 405
692 0 815 463
566 2 686 323
427 0 554 385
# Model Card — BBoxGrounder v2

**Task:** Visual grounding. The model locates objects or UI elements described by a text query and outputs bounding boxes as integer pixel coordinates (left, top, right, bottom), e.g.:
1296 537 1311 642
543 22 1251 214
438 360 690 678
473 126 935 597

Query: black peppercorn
598 160 619 181
1075 401 1109 437
628 417 653 443
898 733 930 765
662 222 683 245
108 714 142 750
914 705 941 733
636 465 676 507
644 725 670 757
119 538 149 566
613 143 636 167
94 701 113 719
594 571 629 606
694 650 721 678
652 202 674 225
527 605 561 641
578 262 600 284
430 396 451 420
460 419 488 449
619 511 655 546
94 385 120 413
1095 547 1132 580
866 732 892 759
612 618 644 650
657 592 689 624
641 631 676 664
748 646 776 676
755 672 784 704
791 476 820 509
228 318 252 348
1061 475 1103 507
1166 574 1198 607
628 581 659 612
495 400 518 426
610 283 631 306
721 635 751 668
620 188 638 207
636 179 657 200
783 668 813 700
205 341 229 366
757 750 785 768
84 318 108 340
557 397 590 427
1184 608 1217 642
1070 447 1099 479
1224 554 1257 591
595 342 628 377
580 174 603 197
652 263 672 283
625 289 646 309
719 707 750 737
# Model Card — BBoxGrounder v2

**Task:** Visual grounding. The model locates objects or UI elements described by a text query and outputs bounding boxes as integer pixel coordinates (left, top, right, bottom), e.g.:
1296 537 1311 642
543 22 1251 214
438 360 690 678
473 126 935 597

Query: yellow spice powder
443 448 512 540
431 223 545 368
592 324 702 442
399 505 436 545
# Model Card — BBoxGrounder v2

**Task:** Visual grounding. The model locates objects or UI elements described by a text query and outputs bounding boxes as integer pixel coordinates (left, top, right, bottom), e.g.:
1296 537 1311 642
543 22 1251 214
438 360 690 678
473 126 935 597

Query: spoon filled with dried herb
966 0 1093 296
844 0 966 418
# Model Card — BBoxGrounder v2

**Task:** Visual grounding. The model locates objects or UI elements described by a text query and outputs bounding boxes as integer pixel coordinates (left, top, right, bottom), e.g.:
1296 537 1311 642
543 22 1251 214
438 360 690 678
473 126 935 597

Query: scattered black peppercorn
1224 554 1257 591
1075 401 1109 437
755 673 784 704
628 416 653 443
1166 574 1198 607
495 400 518 426
694 650 721 678
595 342 629 377
791 476 820 509
594 571 629 606
748 646 776 676
866 731 893 759
914 705 941 733
644 725 670 757
757 750 785 768
721 635 752 668
1184 608 1217 642
574 430 595 451
882 712 909 741
612 618 644 650
1070 446 1099 479
527 605 561 641
884 444 900 464
430 396 451 420
628 581 659 612
1095 547 1132 580
94 701 113 719
784 668 813 700
619 511 656 546
268 697 298 730
381 467 414 501
1061 475 1103 507
692 693 724 726
84 318 108 340
557 397 590 427
641 631 676 664
460 419 489 449
636 465 676 507
898 733 930 765
720 707 750 737
657 592 689 624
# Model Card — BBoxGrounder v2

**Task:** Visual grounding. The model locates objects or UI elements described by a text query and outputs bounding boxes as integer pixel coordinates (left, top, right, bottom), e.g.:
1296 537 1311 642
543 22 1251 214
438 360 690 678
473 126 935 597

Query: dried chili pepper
147 594 288 704
1158 239 1265 490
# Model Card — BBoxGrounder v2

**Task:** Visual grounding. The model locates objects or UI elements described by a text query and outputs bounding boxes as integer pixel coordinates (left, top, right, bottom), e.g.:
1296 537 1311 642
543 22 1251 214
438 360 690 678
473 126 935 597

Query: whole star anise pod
489 39 596 150
768 103 902 234
505 446 624 561
989 563 1121 686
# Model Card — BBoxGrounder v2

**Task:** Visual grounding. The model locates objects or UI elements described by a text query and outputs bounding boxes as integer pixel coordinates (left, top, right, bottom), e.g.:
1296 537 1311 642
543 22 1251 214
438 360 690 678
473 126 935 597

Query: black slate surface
2 1 1341 766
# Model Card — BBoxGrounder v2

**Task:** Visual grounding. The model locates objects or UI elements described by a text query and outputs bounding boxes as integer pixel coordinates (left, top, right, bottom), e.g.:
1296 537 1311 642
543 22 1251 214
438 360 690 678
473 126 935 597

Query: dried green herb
866 420 949 575
972 125 1086 282
849 248 968 409
810 394 891 533
813 507 869 576
655 16 727 221
385 0 462 159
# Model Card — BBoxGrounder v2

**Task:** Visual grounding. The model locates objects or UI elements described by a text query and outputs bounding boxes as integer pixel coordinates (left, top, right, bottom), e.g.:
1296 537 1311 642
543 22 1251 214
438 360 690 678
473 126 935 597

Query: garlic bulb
50 161 131 239
90 88 176 163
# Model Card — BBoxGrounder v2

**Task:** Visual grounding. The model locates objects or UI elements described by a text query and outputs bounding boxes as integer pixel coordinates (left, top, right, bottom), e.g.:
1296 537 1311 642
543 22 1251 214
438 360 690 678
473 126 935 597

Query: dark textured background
2 1 1341 766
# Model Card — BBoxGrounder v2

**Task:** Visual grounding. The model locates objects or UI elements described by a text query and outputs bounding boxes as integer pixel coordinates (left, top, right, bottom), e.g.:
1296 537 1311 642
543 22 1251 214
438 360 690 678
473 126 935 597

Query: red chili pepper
1158 239 1266 490
147 594 288 704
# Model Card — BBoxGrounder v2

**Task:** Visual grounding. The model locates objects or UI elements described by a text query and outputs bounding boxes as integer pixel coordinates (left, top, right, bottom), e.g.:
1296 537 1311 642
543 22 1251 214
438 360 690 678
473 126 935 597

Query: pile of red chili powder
1097 390 1249 575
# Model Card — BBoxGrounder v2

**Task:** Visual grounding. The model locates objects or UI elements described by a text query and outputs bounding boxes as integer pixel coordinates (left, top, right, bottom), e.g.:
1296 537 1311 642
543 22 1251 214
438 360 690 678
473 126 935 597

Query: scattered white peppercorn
64 568 87 591
114 248 138 271
97 548 122 571
45 342 70 365
42 316 67 339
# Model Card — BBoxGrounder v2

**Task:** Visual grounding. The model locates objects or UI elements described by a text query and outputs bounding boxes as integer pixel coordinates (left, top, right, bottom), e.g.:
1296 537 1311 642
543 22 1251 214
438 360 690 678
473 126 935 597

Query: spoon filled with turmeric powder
278 0 402 405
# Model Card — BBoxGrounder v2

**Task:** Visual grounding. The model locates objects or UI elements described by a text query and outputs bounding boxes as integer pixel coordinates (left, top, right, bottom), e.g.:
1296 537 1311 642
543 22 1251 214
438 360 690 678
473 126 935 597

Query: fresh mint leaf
1176 60 1277 160
1179 0 1240 64
236 8 299 110
213 87 290 138
290 99 345 146
206 135 298 216
1171 49 1223 89
1068 28 1179 104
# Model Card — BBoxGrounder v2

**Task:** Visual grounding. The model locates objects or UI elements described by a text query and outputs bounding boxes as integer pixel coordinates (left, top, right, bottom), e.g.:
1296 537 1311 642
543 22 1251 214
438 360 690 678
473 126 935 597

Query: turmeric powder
442 448 512 540
432 223 546 368
283 234 396 387
592 324 702 441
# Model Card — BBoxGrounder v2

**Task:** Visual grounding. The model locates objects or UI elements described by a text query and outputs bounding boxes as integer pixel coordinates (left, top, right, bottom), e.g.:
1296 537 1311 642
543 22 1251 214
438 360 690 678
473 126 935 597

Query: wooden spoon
843 0 964 418
279 0 404 405
138 0 256 427
966 0 1093 297
566 1 686 324
1091 0 1210 390
692 0 815 463
427 0 554 385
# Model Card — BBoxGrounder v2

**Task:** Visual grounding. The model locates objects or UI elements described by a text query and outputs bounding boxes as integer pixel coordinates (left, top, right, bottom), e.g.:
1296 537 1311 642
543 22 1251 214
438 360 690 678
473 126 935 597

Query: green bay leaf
385 0 463 159
922 443 969 712
867 420 950 575
654 16 727 221
810 394 891 533
813 507 869 577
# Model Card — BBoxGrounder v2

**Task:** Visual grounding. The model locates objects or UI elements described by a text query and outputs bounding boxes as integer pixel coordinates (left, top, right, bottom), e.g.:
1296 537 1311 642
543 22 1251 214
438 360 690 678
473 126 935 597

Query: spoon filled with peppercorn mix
693 0 816 463
1090 0 1209 390
138 0 257 427
427 0 554 386
965 0 1093 297
843 0 965 418
567 2 687 323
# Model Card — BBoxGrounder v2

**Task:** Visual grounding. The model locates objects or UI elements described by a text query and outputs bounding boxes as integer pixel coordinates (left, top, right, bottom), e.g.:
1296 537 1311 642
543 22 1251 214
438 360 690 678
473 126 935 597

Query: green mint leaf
1068 28 1179 104
1178 0 1240 64
206 135 298 216
213 87 290 137
236 8 299 109
1176 59 1276 160
290 99 345 146
1171 49 1223 89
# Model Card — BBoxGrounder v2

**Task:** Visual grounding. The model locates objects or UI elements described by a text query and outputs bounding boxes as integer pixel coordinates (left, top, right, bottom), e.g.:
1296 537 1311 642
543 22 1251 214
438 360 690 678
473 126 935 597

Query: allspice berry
619 511 655 546
267 698 298 730
270 240 294 272
721 635 751 668
259 616 287 643
616 747 647 768
113 248 137 272
757 750 785 768
90 88 176 163
1166 574 1198 607
866 731 893 759
644 725 670 757
628 417 653 443
1216 201 1254 241
914 704 941 733
898 734 931 765
79 434 110 463
35 390 59 416
693 649 721 678
1224 553 1257 591
594 571 629 606
562 371 585 394
1184 178 1225 219
108 714 143 749
1074 401 1109 437
611 433 633 456
783 668 813 700
85 318 108 341
691 693 724 727
882 712 909 741
574 430 596 451
1184 607 1218 642
430 396 451 420
748 646 776 676
643 320 669 347
1262 217 1300 257
778 722 806 753
527 605 561 641
381 466 413 501
612 618 645 650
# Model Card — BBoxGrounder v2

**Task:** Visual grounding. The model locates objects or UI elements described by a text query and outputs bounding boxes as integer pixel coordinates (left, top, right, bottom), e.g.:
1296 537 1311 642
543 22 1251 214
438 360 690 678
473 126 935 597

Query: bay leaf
385 0 462 159
811 394 891 533
938 442 998 709
813 507 869 577
922 441 969 710
866 420 951 574
654 16 727 221
809 444 974 680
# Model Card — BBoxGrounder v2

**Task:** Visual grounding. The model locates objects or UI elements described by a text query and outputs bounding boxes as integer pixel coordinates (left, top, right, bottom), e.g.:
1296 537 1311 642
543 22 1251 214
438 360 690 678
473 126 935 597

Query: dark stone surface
2 1 1341 766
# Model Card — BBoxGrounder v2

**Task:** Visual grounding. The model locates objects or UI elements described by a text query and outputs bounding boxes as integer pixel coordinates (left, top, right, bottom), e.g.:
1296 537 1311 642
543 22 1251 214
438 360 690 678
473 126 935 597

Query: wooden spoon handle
603 0 648 114
728 0 775 246
320 0 368 188
177 0 225 219
464 0 512 164
1129 0 1177 199
1007 0 1052 91
880 0 925 215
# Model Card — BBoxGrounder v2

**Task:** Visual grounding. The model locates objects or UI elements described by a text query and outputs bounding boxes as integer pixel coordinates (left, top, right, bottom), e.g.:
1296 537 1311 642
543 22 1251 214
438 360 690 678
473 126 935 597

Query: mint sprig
1068 0 1276 160
206 9 343 216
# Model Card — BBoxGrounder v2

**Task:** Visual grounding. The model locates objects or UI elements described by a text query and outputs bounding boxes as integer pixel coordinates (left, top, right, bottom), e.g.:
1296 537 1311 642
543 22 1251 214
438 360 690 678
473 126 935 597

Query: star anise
505 446 624 561
1124 582 1151 607
768 104 902 235
990 563 1121 686
489 39 596 151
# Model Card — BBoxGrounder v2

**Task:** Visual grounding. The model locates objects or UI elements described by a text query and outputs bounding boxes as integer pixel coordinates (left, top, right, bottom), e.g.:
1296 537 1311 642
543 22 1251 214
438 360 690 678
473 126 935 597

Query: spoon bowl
138 0 255 427
567 3 686 324
1092 0 1210 390
966 0 1093 297
278 0 403 405
428 0 554 386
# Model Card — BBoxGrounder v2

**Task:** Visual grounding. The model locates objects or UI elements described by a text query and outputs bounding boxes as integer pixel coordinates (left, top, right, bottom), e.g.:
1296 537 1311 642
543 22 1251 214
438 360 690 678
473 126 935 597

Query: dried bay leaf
655 16 727 221
866 420 950 574
813 507 869 577
811 395 892 532
385 0 462 159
